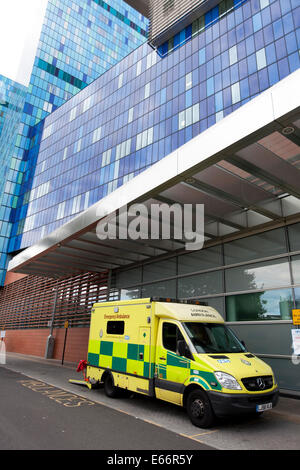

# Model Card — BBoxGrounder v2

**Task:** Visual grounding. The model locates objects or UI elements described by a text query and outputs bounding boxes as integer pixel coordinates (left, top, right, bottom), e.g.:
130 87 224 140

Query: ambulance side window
162 322 184 353
107 321 124 335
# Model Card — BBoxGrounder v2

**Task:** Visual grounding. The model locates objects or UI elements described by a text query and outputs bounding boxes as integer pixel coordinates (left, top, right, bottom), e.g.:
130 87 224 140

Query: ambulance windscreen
182 322 245 354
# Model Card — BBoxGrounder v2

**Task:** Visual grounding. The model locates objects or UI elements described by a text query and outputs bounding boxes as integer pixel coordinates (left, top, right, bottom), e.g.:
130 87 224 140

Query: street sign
64 320 69 329
292 309 300 325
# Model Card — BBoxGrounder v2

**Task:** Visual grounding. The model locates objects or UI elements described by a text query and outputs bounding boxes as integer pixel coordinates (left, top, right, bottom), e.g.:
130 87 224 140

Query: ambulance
84 298 279 428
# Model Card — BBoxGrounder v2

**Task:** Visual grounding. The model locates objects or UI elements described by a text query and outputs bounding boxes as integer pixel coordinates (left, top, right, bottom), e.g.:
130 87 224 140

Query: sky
0 0 48 87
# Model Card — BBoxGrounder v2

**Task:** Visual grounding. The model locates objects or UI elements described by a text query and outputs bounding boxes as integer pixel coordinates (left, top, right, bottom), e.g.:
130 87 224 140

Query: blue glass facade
0 0 148 285
0 75 27 285
10 0 299 254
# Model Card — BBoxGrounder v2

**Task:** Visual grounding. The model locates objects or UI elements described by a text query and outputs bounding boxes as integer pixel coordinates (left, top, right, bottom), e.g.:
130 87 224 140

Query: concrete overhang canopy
123 0 149 17
8 70 300 279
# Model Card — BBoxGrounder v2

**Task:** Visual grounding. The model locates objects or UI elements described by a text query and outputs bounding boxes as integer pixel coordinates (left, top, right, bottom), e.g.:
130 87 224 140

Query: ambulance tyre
186 389 215 428
104 372 120 398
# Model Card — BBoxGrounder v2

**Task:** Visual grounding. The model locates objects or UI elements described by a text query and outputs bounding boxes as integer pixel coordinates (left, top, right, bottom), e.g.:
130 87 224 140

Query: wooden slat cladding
0 271 118 330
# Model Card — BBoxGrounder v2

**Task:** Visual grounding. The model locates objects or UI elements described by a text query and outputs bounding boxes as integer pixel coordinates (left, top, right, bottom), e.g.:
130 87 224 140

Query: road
2 353 300 451
0 367 212 451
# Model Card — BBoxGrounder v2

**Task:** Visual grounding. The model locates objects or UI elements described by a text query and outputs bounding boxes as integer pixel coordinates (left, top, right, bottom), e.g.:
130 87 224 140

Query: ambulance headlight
214 372 242 390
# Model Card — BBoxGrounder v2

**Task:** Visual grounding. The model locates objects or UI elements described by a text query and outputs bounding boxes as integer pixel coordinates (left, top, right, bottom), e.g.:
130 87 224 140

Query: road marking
181 429 219 439
19 379 95 408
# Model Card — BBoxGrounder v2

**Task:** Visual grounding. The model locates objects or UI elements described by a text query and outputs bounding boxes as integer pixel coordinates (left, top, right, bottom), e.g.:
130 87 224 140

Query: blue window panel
288 52 300 72
227 12 236 31
185 90 192 108
237 41 246 60
258 68 269 91
214 55 222 74
273 18 284 39
199 47 206 65
207 77 214 96
262 7 272 27
286 32 298 56
214 72 223 92
223 87 232 108
228 29 237 48
266 43 277 64
251 0 261 14
263 24 275 45
275 37 287 59
230 63 239 83
215 91 223 112
280 0 291 15
240 78 250 99
186 24 192 40
246 36 255 55
252 13 262 32
282 12 295 35
24 103 34 115
270 1 282 22
239 58 249 79
244 17 253 37
249 73 260 95
173 33 181 50
247 53 257 74
207 59 214 78
278 57 290 79
254 30 265 50
221 50 230 69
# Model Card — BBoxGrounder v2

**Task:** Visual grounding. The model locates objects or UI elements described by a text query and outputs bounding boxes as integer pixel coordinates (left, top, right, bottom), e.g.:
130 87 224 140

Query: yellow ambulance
85 298 279 427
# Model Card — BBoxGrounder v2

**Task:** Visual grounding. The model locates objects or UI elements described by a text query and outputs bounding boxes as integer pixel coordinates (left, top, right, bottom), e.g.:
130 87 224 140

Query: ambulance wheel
186 389 215 428
104 373 120 398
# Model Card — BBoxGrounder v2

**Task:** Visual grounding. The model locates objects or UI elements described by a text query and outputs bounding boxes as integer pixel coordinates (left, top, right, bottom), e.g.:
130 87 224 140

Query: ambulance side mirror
177 340 192 359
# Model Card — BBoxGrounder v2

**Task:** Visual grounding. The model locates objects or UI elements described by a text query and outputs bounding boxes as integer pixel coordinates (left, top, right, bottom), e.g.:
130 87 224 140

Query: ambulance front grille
241 375 273 392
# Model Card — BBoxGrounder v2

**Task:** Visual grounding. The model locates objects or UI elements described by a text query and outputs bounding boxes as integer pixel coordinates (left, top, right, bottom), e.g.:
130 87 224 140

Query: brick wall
4 327 90 363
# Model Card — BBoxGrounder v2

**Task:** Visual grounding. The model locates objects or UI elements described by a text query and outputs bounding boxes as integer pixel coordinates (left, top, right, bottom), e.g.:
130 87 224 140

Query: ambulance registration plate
256 402 272 412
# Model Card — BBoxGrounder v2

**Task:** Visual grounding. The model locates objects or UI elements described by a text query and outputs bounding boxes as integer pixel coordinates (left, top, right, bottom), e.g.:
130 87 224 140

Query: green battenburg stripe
100 340 114 356
167 352 190 369
37 59 87 90
88 352 99 367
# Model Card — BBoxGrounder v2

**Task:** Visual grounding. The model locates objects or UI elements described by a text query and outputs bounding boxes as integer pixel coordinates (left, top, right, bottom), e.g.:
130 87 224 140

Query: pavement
2 352 300 450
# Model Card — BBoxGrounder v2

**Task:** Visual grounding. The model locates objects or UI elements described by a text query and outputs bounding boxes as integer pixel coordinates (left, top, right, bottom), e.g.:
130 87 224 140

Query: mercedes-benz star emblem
257 377 265 390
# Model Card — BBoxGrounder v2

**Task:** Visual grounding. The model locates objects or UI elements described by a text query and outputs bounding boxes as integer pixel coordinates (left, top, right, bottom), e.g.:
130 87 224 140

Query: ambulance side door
155 320 192 405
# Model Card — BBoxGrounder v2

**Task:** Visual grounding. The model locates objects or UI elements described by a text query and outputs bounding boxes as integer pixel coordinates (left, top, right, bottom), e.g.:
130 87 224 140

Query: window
57 202 65 220
226 288 294 321
183 322 245 354
136 128 153 151
225 258 291 293
256 48 267 70
144 83 150 99
185 73 192 90
69 106 77 122
231 82 241 104
83 96 92 113
71 195 81 215
92 126 102 143
229 46 238 65
178 246 223 275
128 107 134 123
178 270 223 298
118 72 123 89
107 321 124 335
224 228 287 265
136 60 142 76
162 322 184 353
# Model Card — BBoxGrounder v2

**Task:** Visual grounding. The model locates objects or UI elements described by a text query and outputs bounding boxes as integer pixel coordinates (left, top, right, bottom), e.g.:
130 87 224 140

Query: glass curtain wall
114 223 300 322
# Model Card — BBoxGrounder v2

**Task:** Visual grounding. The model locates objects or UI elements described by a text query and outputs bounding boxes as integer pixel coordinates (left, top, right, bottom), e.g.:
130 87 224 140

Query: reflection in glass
225 258 291 293
226 288 293 321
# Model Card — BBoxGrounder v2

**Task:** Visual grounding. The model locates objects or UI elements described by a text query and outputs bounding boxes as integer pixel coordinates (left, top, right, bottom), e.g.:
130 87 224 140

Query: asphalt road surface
0 367 213 451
